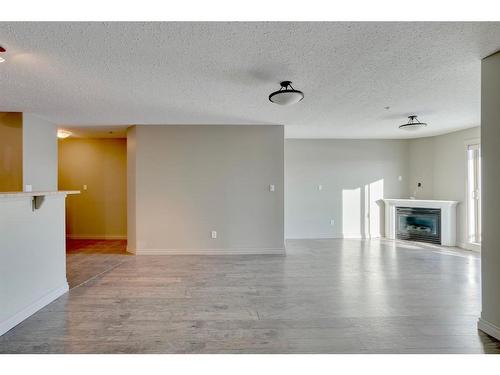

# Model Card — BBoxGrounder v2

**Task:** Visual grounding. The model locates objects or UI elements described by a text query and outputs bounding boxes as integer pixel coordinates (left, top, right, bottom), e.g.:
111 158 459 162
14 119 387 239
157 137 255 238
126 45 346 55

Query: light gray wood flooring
0 238 499 353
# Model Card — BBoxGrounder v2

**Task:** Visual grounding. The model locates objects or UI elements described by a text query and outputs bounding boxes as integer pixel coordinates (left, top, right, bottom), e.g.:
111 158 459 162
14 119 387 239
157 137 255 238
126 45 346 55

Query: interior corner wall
22 113 58 191
479 51 500 340
126 126 137 253
407 126 480 248
127 125 284 255
0 112 23 192
58 138 127 240
285 139 409 239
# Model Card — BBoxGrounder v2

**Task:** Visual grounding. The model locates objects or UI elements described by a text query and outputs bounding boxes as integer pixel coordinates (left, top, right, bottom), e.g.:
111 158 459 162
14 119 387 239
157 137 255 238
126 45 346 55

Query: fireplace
396 207 441 245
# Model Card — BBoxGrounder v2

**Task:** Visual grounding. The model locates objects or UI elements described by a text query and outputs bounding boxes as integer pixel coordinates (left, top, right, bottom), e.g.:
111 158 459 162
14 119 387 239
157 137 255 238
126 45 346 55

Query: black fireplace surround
396 207 441 245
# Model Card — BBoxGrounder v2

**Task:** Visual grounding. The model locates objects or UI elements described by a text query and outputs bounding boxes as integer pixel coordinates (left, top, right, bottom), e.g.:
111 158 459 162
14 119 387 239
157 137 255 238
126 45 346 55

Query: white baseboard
478 317 500 341
66 234 127 240
458 242 481 252
130 248 286 255
286 234 381 240
286 234 342 240
0 282 69 336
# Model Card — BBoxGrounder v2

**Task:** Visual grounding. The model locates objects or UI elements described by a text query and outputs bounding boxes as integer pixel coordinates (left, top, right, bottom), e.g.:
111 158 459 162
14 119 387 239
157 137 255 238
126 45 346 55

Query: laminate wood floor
1 238 499 353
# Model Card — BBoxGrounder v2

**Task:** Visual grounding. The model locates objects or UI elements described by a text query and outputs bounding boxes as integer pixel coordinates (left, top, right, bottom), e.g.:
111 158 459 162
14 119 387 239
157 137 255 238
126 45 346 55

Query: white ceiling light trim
269 81 304 106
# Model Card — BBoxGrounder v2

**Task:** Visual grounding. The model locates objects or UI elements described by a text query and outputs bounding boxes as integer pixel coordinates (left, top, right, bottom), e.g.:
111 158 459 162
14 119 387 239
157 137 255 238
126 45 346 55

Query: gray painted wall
408 127 480 247
285 139 409 239
22 113 57 191
127 125 284 254
479 51 500 339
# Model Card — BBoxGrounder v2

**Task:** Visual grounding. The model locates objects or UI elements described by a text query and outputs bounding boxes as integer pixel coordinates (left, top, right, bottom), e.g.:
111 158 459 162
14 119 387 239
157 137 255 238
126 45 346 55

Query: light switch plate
25 185 32 192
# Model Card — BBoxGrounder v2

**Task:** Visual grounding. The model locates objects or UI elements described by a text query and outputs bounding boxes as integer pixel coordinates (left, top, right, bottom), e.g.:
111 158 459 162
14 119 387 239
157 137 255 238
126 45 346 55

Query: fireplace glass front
396 207 441 245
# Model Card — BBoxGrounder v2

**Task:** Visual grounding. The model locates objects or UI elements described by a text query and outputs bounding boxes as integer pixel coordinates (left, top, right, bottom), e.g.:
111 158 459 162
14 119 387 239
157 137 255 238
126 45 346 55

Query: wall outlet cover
211 230 217 239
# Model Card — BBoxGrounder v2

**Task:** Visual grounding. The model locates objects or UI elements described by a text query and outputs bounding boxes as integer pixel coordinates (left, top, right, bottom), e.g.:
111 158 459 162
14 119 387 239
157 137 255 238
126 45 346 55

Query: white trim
458 242 481 252
0 282 69 336
464 139 481 250
131 248 286 255
478 318 500 341
285 234 381 240
286 234 343 240
66 234 127 240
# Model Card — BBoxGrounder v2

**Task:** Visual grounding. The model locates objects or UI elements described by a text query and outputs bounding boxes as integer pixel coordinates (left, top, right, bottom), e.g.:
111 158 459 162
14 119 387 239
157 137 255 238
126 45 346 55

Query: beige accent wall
479 51 500 339
127 125 284 254
59 138 127 239
0 112 23 192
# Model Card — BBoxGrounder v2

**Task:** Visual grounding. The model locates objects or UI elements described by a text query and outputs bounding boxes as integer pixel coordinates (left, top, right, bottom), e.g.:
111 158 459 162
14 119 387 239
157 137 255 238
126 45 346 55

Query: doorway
57 127 129 287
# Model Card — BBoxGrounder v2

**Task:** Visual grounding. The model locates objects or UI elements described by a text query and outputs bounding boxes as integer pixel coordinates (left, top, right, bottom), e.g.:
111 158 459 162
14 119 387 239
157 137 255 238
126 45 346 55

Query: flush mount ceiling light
57 130 71 139
399 115 427 131
269 81 304 105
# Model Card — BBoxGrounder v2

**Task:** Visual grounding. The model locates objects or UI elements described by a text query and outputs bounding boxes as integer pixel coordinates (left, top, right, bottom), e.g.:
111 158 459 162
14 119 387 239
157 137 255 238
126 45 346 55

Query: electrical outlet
398 176 403 182
25 184 32 192
83 184 88 190
330 219 335 226
318 184 323 191
269 184 275 192
211 230 217 239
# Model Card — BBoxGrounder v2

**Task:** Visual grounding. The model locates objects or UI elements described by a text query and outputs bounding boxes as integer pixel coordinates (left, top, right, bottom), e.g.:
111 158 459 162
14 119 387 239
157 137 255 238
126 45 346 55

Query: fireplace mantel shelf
383 199 459 246
383 199 458 207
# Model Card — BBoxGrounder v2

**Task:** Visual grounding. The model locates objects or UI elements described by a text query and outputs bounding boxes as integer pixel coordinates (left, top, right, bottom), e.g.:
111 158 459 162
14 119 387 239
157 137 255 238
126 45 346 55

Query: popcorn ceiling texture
0 22 498 138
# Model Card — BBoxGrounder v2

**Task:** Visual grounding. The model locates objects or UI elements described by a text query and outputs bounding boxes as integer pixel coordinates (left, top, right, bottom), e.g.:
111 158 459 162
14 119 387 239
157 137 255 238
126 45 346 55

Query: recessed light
57 130 72 139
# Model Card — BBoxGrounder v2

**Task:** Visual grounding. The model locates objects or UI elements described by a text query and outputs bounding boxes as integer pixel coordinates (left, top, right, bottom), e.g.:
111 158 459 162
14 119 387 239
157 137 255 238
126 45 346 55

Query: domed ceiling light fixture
269 81 304 105
0 46 6 63
399 115 427 131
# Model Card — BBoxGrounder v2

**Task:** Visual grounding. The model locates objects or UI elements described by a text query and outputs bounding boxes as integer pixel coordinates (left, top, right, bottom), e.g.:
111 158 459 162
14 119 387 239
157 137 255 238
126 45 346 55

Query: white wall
127 125 284 254
408 137 435 199
285 139 409 239
408 127 480 247
0 194 69 336
22 113 58 191
478 51 500 340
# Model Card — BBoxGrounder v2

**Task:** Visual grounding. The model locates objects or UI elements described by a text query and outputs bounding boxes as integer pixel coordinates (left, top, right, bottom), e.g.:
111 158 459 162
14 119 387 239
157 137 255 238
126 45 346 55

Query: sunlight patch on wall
342 187 361 238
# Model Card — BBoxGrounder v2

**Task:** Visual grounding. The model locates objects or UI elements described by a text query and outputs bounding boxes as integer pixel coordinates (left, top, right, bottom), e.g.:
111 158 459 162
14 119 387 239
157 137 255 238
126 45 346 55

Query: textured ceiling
0 22 499 138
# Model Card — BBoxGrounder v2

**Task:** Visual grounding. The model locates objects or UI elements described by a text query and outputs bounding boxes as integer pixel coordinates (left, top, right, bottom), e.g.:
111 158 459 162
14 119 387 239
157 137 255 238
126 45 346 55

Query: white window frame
464 138 481 252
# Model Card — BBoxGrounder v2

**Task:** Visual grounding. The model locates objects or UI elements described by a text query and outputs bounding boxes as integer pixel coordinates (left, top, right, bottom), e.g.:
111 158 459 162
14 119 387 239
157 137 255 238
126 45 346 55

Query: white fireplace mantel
383 199 459 246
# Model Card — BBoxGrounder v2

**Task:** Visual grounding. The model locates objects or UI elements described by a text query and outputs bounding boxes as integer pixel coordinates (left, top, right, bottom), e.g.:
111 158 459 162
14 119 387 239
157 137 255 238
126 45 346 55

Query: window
466 142 481 246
